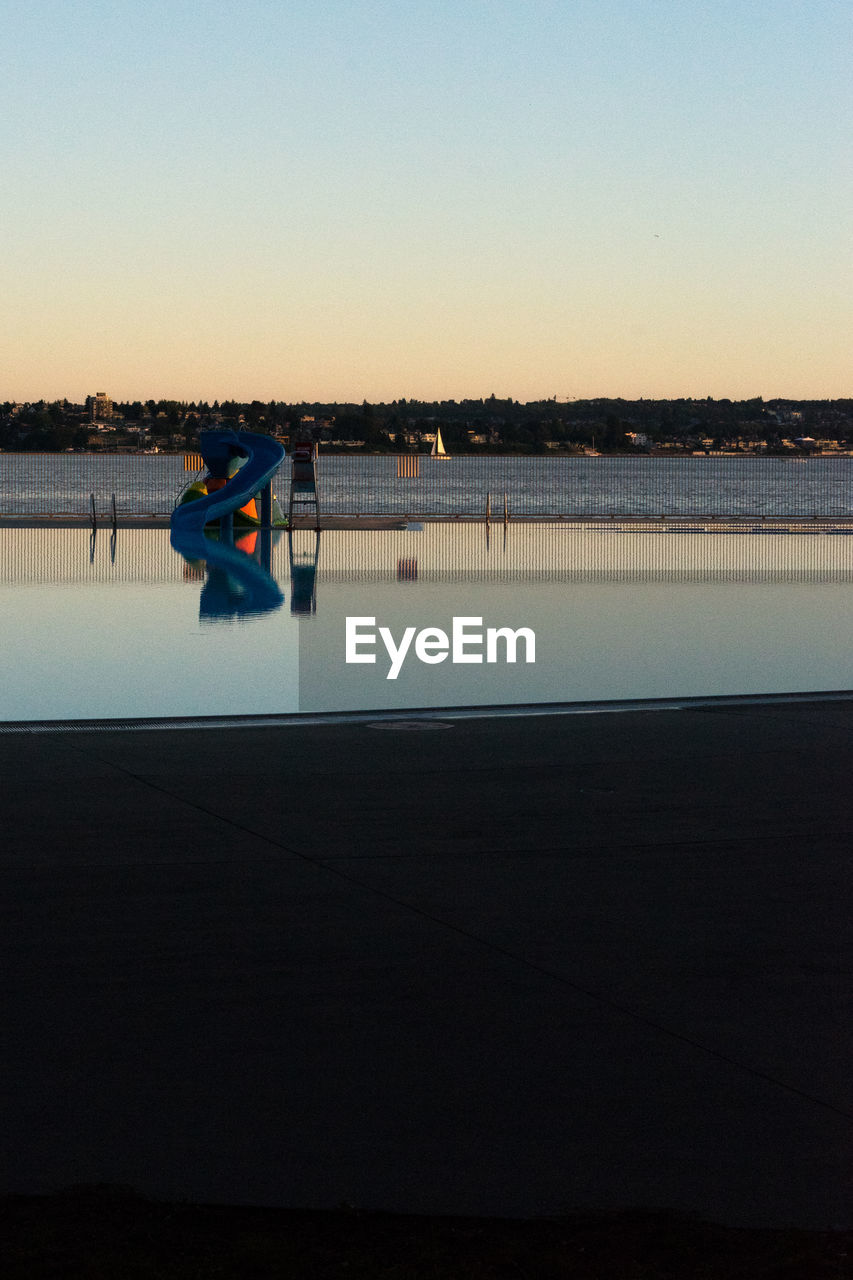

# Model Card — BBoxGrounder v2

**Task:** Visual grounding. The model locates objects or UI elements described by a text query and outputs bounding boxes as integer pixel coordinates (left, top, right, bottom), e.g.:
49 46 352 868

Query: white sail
430 427 450 459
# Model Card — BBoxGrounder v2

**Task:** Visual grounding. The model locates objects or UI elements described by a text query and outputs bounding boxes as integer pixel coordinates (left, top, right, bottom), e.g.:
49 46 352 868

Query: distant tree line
1 395 851 454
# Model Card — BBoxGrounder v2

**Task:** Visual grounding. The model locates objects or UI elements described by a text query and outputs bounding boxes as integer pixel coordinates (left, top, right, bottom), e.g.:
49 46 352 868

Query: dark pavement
1 696 850 1227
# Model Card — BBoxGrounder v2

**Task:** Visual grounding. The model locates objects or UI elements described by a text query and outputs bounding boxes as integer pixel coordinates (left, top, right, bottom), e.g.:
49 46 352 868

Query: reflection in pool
1 523 851 721
170 526 285 621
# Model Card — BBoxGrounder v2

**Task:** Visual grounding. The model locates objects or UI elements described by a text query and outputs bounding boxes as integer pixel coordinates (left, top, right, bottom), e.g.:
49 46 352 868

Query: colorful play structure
169 429 324 620
170 430 289 618
171 429 288 532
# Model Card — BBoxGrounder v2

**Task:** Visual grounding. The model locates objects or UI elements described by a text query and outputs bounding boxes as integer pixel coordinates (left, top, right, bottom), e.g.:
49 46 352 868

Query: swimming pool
2 523 852 722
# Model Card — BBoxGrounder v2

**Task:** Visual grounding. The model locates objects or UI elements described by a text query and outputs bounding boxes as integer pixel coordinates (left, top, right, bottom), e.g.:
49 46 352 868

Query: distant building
775 409 804 425
86 392 113 423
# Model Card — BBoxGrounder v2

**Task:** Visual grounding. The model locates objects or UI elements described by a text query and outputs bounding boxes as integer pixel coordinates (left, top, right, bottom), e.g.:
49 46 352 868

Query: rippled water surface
2 453 853 517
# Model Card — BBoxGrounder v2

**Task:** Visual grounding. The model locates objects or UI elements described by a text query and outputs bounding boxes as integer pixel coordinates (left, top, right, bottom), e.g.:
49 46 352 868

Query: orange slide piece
203 474 258 522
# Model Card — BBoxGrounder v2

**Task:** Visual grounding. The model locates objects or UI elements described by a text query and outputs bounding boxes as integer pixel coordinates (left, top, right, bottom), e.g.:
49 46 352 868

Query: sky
1 0 850 403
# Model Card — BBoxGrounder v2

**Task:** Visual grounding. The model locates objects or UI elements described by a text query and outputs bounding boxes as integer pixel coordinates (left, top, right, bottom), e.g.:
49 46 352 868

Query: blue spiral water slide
170 429 286 532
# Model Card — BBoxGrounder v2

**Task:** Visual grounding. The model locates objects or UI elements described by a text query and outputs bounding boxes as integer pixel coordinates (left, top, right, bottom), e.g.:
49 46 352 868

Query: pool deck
1 695 850 1228
4 514 853 531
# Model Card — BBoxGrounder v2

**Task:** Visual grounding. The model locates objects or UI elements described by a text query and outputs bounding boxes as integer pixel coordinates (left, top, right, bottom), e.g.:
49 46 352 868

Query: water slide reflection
170 526 285 620
169 527 323 621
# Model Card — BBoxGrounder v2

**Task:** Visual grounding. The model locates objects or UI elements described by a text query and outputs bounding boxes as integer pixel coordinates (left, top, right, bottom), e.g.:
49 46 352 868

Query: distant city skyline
5 391 851 408
2 0 850 403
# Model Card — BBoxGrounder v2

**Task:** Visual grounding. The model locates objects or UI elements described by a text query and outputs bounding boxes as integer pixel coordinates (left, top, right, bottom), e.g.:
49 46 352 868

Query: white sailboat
430 426 450 460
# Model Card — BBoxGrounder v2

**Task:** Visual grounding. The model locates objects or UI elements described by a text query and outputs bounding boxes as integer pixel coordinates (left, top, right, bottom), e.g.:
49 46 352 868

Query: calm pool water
1 524 852 721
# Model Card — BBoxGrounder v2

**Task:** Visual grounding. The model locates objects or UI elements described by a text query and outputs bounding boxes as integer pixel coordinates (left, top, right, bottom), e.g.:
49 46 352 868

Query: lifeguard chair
288 441 320 529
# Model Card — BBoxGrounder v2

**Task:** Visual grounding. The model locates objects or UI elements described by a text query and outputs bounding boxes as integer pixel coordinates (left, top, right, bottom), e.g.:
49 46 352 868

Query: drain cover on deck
367 719 454 730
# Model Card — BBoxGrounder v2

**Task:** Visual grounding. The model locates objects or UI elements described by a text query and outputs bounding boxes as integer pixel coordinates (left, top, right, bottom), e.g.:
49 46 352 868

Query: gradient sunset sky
2 0 850 403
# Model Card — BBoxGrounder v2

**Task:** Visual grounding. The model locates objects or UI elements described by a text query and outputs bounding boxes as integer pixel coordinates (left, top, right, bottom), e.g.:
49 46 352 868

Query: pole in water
504 492 509 526
90 493 97 533
111 493 117 534
485 492 491 526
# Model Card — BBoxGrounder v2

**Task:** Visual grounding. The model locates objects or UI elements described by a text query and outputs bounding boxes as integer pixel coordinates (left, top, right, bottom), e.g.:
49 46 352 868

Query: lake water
1 524 851 722
2 453 852 517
